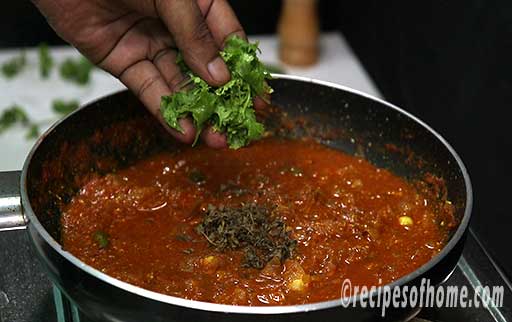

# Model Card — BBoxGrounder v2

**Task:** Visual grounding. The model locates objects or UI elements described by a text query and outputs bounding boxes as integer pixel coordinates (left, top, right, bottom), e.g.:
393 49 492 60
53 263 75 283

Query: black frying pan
0 75 472 321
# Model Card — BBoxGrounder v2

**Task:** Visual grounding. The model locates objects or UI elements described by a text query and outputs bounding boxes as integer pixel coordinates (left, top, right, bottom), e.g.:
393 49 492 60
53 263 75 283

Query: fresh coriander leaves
60 57 93 85
52 99 79 115
160 36 272 149
25 124 40 139
1 52 27 78
0 105 39 139
38 42 54 78
1 99 80 140
1 45 86 140
0 105 29 133
2 45 92 84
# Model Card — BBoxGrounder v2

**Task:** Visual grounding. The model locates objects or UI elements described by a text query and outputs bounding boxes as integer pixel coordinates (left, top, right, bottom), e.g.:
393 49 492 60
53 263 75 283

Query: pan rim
20 74 473 314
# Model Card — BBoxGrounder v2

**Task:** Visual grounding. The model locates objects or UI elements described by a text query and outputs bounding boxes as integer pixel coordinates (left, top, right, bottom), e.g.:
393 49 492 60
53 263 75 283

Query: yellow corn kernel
398 216 413 226
289 279 305 292
203 256 215 264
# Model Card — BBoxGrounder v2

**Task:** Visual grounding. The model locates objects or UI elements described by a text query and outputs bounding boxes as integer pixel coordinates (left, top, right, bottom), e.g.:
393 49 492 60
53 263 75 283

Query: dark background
1 1 511 279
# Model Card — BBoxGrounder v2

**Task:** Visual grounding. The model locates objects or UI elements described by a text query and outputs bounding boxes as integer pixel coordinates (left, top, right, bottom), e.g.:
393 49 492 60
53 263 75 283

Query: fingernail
202 127 228 149
207 57 230 83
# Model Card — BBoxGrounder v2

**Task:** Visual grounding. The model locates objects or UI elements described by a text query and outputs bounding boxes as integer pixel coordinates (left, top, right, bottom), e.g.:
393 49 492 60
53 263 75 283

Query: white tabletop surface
0 32 381 171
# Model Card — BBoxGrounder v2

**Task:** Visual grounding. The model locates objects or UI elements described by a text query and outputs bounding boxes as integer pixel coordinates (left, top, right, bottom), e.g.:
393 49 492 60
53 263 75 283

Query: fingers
253 96 269 111
120 60 196 144
102 1 254 149
169 118 197 145
152 48 188 91
98 19 175 76
93 18 196 144
151 46 227 148
155 0 230 86
197 0 246 46
201 126 228 149
198 0 270 126
149 42 227 147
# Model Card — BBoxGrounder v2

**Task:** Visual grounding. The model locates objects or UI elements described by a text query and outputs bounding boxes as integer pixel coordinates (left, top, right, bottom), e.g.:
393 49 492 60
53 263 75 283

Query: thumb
155 0 230 86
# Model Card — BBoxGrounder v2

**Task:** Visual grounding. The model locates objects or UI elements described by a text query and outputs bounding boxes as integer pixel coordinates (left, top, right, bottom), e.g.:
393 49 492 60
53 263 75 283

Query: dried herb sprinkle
196 203 297 269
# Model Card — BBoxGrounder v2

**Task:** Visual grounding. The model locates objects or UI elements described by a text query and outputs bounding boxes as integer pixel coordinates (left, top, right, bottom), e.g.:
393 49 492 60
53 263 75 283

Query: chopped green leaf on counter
160 35 273 149
25 124 40 139
1 98 82 140
38 42 53 78
0 105 29 133
1 52 27 78
60 56 93 85
0 105 41 140
52 99 79 115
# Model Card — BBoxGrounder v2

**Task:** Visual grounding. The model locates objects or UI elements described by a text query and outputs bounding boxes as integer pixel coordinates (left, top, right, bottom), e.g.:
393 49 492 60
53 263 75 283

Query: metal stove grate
52 286 83 322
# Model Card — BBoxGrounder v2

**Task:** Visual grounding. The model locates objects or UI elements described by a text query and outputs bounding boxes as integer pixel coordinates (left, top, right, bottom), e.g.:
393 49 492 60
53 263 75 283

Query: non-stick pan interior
25 78 469 245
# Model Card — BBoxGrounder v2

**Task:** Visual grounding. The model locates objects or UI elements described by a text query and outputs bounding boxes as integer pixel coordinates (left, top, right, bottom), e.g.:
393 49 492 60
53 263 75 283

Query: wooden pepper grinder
278 0 319 66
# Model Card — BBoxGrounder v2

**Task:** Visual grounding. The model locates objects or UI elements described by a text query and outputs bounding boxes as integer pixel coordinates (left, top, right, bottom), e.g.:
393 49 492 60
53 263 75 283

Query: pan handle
0 171 27 231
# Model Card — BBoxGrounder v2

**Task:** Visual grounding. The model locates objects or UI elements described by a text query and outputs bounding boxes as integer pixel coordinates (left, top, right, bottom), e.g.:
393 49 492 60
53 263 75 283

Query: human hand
33 0 257 148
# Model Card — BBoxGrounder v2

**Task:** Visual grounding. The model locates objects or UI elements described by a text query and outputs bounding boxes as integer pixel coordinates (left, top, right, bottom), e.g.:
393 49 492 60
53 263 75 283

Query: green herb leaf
38 42 53 78
93 230 110 249
60 57 93 85
161 36 272 149
52 99 79 115
0 105 29 133
1 52 26 78
25 124 40 139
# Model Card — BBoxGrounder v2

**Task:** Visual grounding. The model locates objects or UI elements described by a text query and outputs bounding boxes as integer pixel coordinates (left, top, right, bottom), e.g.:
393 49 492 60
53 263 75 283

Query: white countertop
0 32 380 171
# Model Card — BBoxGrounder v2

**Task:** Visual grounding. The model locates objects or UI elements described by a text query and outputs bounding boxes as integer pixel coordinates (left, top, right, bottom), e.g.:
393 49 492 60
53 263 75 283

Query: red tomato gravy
60 137 456 305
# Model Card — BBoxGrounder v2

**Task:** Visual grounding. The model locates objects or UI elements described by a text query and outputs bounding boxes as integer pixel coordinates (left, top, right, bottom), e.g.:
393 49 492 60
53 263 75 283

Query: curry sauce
60 137 456 305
